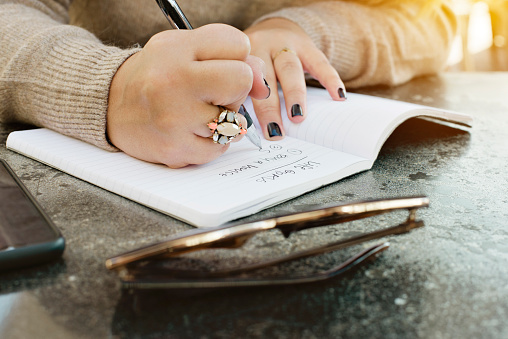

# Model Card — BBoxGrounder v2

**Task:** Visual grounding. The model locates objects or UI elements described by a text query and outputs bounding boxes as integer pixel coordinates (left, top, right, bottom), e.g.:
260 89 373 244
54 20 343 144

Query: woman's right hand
106 24 269 168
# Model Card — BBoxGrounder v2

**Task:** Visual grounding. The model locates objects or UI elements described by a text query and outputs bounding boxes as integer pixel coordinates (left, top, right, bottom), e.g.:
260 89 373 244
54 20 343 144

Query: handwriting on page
217 143 322 183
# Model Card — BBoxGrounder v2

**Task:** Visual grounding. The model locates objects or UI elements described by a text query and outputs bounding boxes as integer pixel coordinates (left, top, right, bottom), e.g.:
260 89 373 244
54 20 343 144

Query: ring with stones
207 106 247 145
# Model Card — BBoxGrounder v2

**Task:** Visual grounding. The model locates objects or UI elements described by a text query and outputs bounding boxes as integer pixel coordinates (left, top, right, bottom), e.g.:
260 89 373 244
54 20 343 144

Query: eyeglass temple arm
191 212 424 278
127 211 422 280
161 197 429 256
274 196 429 238
121 242 391 289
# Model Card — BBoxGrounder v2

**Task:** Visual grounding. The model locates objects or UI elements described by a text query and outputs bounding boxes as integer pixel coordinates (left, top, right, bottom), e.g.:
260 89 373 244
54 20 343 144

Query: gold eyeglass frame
106 196 429 289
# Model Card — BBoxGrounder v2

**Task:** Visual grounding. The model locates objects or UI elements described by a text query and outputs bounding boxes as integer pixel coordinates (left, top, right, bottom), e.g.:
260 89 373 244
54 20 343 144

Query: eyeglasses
106 196 429 289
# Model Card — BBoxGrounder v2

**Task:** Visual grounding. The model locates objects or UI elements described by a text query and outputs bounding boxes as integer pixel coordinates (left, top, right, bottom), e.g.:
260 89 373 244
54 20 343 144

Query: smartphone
0 159 65 271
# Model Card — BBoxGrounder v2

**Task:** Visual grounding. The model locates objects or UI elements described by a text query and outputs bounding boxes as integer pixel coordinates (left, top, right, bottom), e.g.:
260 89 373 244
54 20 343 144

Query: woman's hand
245 18 346 139
106 24 269 168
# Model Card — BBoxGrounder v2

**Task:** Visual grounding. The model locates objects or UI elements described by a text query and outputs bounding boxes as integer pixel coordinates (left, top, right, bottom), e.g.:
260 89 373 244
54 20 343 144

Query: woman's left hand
244 18 346 140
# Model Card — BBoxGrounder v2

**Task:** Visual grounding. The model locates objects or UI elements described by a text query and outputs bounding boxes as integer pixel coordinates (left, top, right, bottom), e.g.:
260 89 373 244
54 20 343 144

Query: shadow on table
0 259 67 295
110 254 433 339
380 117 470 154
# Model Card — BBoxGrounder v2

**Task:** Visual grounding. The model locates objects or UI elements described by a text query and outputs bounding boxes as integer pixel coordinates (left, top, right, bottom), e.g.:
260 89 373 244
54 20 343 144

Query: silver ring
207 106 246 145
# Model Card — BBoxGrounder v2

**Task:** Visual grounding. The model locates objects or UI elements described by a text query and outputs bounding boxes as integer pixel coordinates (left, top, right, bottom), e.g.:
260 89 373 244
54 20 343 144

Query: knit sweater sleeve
252 1 457 88
0 0 141 150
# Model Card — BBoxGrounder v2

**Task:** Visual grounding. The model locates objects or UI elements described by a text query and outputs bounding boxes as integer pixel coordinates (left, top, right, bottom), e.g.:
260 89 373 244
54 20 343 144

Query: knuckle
225 62 253 101
146 30 179 50
236 62 254 87
237 32 251 55
284 87 306 99
160 142 201 168
256 104 282 119
229 27 250 48
277 59 301 73
146 31 166 45
215 24 251 56
162 152 187 168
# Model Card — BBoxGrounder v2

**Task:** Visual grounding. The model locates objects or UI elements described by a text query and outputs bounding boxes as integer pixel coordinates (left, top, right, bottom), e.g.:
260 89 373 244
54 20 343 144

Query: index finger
301 48 346 101
273 48 307 123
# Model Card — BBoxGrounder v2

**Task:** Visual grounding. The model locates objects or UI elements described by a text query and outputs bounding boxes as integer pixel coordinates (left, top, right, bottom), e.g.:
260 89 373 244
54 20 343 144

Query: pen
154 0 263 149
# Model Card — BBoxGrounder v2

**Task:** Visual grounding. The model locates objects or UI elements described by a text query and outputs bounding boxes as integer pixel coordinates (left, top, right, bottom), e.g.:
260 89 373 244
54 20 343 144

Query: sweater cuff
12 26 141 151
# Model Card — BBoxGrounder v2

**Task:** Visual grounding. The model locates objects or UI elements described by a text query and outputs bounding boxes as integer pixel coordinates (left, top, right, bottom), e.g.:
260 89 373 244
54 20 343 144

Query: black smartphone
0 159 65 271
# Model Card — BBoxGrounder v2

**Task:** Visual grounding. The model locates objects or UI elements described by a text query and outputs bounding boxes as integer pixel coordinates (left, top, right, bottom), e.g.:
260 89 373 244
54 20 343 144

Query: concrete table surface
0 72 507 339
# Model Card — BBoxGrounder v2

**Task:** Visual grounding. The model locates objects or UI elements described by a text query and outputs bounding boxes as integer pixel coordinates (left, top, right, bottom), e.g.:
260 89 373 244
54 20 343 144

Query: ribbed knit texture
0 0 456 150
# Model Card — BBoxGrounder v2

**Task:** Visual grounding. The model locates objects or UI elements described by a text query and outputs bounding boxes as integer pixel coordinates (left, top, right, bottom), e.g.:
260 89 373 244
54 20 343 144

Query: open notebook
6 87 472 227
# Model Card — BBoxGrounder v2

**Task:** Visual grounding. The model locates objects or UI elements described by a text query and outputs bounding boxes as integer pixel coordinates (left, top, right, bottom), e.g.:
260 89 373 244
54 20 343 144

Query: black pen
154 0 263 149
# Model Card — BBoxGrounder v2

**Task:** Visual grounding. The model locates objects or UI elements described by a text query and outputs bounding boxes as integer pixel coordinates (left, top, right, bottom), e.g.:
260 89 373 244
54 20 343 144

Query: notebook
6 87 472 227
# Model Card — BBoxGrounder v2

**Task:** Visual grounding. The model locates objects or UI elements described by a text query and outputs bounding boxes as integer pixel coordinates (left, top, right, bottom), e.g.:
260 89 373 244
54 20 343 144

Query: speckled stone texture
0 73 507 339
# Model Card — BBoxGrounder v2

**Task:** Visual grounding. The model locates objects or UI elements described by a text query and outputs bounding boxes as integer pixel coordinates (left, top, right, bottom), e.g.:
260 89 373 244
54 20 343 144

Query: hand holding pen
155 0 344 143
155 0 264 149
105 4 269 168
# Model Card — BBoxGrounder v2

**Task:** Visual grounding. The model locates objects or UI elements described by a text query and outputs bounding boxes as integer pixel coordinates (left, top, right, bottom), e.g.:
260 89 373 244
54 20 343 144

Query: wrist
106 52 140 147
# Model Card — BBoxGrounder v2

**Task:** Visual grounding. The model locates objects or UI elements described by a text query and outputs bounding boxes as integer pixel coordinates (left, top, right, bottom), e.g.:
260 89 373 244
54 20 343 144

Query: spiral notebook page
7 128 369 227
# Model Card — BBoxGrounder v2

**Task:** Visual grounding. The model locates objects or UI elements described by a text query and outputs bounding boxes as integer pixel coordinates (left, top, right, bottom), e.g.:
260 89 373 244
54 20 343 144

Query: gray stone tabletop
0 72 507 339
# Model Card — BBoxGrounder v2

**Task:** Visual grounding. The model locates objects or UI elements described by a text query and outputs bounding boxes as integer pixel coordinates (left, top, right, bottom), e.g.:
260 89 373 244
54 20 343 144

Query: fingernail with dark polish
291 104 303 117
238 104 246 115
238 105 253 127
338 87 347 99
267 122 282 137
264 78 271 99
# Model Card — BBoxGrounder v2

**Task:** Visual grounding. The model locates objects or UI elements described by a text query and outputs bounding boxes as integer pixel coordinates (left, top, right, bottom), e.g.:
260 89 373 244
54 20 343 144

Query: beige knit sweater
0 0 456 150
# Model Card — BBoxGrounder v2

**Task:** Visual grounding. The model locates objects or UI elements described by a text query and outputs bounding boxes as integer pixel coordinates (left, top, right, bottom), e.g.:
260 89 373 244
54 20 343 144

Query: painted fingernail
267 122 282 137
338 87 347 100
238 105 253 128
291 104 303 117
264 78 271 99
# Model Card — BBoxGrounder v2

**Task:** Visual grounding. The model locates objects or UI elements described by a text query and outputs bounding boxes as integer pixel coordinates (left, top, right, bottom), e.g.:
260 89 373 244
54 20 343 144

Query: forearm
253 1 457 88
0 1 140 150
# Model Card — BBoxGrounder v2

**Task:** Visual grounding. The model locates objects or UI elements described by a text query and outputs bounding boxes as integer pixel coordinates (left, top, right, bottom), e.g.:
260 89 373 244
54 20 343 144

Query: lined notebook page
244 88 473 161
7 89 471 227
7 129 369 227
